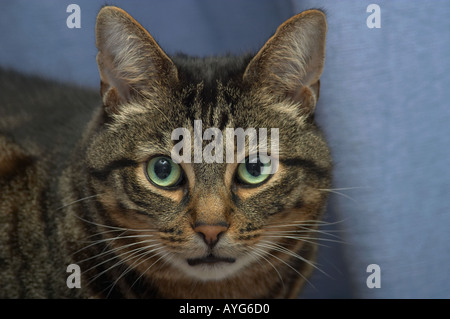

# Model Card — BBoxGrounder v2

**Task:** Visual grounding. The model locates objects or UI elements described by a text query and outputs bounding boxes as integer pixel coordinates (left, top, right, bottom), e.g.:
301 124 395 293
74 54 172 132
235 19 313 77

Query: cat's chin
169 254 254 281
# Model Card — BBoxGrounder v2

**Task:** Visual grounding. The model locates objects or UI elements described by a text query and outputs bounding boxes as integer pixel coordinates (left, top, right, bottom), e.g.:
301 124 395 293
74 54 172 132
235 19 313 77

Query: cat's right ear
243 10 327 116
95 6 178 114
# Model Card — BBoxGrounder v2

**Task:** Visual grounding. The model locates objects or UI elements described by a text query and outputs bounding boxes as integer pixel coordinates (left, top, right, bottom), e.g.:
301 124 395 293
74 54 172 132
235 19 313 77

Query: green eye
236 155 273 186
146 156 183 188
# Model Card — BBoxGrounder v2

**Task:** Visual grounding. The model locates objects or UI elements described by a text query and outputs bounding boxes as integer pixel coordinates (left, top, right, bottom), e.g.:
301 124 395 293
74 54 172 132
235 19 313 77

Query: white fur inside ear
97 52 131 104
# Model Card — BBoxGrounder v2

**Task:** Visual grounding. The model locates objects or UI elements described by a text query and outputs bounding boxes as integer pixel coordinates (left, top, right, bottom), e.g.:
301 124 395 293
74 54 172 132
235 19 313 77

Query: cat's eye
146 156 183 188
236 155 273 186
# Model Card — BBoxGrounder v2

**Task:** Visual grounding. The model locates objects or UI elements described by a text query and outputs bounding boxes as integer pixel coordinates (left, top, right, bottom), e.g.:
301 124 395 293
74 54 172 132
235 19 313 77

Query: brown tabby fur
0 6 331 298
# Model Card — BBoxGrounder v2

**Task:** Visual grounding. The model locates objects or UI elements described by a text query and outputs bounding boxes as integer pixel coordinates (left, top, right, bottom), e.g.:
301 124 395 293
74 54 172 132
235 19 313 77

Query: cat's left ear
95 6 178 114
243 10 327 115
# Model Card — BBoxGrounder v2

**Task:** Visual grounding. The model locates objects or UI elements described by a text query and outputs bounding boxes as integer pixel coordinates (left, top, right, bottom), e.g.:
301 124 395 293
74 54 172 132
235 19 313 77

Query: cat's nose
193 223 229 248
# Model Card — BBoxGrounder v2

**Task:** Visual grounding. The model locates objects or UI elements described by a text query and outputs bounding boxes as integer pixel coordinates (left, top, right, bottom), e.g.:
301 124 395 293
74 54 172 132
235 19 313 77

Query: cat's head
82 6 331 284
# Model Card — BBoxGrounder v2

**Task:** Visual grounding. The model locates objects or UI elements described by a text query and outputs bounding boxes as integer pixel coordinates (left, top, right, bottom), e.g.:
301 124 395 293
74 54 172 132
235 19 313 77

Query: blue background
1 0 449 298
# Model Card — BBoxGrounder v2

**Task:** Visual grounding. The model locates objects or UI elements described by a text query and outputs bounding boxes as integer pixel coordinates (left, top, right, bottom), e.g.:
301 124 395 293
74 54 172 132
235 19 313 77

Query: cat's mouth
187 254 236 266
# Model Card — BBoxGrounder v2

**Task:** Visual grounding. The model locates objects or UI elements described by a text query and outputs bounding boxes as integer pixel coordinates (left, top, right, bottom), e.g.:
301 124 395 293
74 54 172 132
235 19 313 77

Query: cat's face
82 7 330 284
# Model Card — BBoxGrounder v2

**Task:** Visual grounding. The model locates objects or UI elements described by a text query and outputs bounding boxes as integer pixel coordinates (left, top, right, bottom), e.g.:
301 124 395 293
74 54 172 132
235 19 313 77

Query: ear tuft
244 10 327 115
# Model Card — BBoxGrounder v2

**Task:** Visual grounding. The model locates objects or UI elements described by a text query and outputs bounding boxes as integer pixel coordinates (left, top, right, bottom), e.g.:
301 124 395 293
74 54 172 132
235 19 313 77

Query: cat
0 6 331 298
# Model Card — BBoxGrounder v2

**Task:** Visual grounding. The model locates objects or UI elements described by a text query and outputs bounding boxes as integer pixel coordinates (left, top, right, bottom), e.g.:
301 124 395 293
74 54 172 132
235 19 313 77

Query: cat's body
0 7 331 298
0 69 100 298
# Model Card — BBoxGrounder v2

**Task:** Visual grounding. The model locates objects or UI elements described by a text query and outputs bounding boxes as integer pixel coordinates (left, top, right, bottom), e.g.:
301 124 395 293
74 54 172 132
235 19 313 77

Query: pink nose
193 224 228 248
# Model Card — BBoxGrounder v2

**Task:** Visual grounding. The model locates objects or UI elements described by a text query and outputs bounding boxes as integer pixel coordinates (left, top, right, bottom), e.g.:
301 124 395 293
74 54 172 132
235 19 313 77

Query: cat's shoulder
0 67 101 153
0 134 33 180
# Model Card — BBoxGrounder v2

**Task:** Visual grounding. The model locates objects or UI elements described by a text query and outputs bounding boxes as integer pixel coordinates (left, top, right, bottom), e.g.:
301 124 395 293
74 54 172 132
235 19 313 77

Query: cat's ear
95 6 178 114
243 10 327 115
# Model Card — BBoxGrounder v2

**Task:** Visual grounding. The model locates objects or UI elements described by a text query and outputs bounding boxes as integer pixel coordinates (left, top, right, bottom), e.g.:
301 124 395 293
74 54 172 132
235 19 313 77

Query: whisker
74 233 156 256
265 227 344 237
319 189 356 202
254 244 317 291
257 240 330 278
81 234 156 245
106 245 167 298
126 250 171 294
265 219 347 230
75 215 130 231
97 247 154 298
265 219 343 228
320 187 367 191
262 235 330 248
53 194 103 212
75 215 157 233
298 227 346 241
318 186 368 203
266 228 344 234
105 247 167 298
265 227 345 241
85 243 164 289
84 228 131 239
247 247 284 287
78 240 159 267
263 235 346 247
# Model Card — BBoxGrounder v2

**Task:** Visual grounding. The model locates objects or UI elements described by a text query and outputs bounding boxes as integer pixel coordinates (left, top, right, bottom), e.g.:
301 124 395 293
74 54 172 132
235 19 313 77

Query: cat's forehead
179 81 240 129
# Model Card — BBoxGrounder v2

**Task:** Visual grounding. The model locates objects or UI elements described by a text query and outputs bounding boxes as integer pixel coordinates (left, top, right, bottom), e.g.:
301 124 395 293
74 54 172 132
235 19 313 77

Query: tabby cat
0 6 331 298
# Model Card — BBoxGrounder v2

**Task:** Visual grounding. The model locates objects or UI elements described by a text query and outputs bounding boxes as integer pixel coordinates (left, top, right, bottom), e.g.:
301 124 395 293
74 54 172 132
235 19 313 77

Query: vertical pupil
154 159 172 179
246 159 263 177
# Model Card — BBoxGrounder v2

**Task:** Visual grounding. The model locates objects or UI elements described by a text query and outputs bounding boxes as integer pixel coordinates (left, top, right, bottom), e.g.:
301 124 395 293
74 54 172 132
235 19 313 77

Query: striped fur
0 7 331 298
